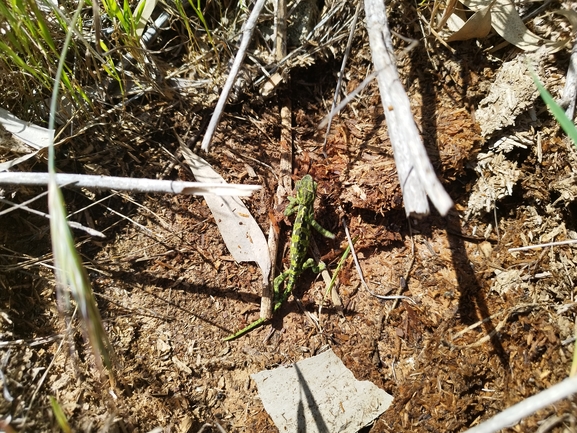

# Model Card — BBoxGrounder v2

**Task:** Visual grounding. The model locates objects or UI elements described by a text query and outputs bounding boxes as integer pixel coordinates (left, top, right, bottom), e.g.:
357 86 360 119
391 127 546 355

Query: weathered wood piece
364 0 453 217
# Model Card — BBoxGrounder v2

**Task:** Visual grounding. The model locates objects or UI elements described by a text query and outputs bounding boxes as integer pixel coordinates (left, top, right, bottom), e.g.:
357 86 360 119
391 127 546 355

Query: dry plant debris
476 53 543 138
1 0 577 432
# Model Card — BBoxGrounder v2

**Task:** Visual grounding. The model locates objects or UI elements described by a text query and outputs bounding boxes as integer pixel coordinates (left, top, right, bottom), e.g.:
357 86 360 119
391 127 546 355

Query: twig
262 0 291 322
275 0 287 60
0 172 260 196
322 1 362 157
318 70 378 130
363 0 453 217
341 216 414 303
200 0 267 152
509 239 577 252
462 376 577 433
0 197 105 237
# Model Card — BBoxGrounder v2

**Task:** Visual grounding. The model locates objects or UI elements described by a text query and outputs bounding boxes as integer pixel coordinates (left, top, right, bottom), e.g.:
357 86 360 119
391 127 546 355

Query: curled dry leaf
440 0 571 52
446 0 494 42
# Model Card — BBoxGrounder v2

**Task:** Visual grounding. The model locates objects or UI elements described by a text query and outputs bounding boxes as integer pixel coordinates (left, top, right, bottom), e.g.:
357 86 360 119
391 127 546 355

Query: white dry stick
0 197 105 237
509 239 577 252
0 172 260 196
561 37 577 120
200 0 267 152
364 0 453 217
463 375 577 433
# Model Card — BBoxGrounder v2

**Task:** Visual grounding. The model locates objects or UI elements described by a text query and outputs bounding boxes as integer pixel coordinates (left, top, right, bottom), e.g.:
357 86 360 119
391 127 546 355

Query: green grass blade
48 181 115 373
187 0 214 46
47 0 116 378
49 396 72 433
530 69 577 148
531 69 577 376
29 0 58 54
325 237 358 297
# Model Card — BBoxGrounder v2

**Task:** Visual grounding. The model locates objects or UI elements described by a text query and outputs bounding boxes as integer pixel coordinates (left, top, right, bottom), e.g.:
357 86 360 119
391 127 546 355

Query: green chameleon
224 174 335 341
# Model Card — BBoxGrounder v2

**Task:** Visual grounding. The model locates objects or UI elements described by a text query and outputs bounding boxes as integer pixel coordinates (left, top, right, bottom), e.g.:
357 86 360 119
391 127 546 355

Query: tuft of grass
100 0 145 37
47 0 116 380
0 0 90 118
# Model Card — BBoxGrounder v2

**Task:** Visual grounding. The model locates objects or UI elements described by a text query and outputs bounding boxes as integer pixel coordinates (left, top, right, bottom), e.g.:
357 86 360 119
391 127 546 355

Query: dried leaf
446 0 494 42
444 1 473 33
441 0 571 52
462 0 569 52
0 108 54 172
0 108 53 150
180 146 271 284
434 0 460 31
553 9 577 30
134 0 158 38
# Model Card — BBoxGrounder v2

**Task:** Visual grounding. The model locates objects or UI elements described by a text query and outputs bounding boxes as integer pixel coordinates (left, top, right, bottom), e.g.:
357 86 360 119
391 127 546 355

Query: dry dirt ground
2 1 577 432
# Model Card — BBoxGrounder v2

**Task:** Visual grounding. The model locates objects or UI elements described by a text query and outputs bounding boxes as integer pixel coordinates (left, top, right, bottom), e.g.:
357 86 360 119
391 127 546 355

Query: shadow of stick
295 363 330 433
448 227 510 371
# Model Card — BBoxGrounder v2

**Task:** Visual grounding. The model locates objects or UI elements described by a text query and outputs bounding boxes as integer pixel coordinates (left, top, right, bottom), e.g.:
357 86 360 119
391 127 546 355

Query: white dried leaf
446 0 494 42
180 146 271 284
441 0 571 52
0 108 54 172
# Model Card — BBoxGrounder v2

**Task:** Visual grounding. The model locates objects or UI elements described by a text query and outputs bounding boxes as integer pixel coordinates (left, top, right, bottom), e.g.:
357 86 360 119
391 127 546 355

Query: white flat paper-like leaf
446 0 494 42
134 0 158 38
0 108 53 150
181 146 271 283
252 349 393 433
0 108 54 172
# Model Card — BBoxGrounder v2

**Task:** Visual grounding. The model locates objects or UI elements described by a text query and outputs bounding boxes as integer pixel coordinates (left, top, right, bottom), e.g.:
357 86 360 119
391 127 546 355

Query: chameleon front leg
223 270 291 341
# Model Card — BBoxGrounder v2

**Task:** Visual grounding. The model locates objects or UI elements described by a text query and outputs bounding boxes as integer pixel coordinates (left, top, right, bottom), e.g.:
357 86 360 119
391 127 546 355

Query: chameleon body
224 175 335 341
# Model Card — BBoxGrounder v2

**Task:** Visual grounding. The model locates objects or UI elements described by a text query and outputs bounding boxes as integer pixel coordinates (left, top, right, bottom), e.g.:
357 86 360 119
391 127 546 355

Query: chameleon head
296 174 317 205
